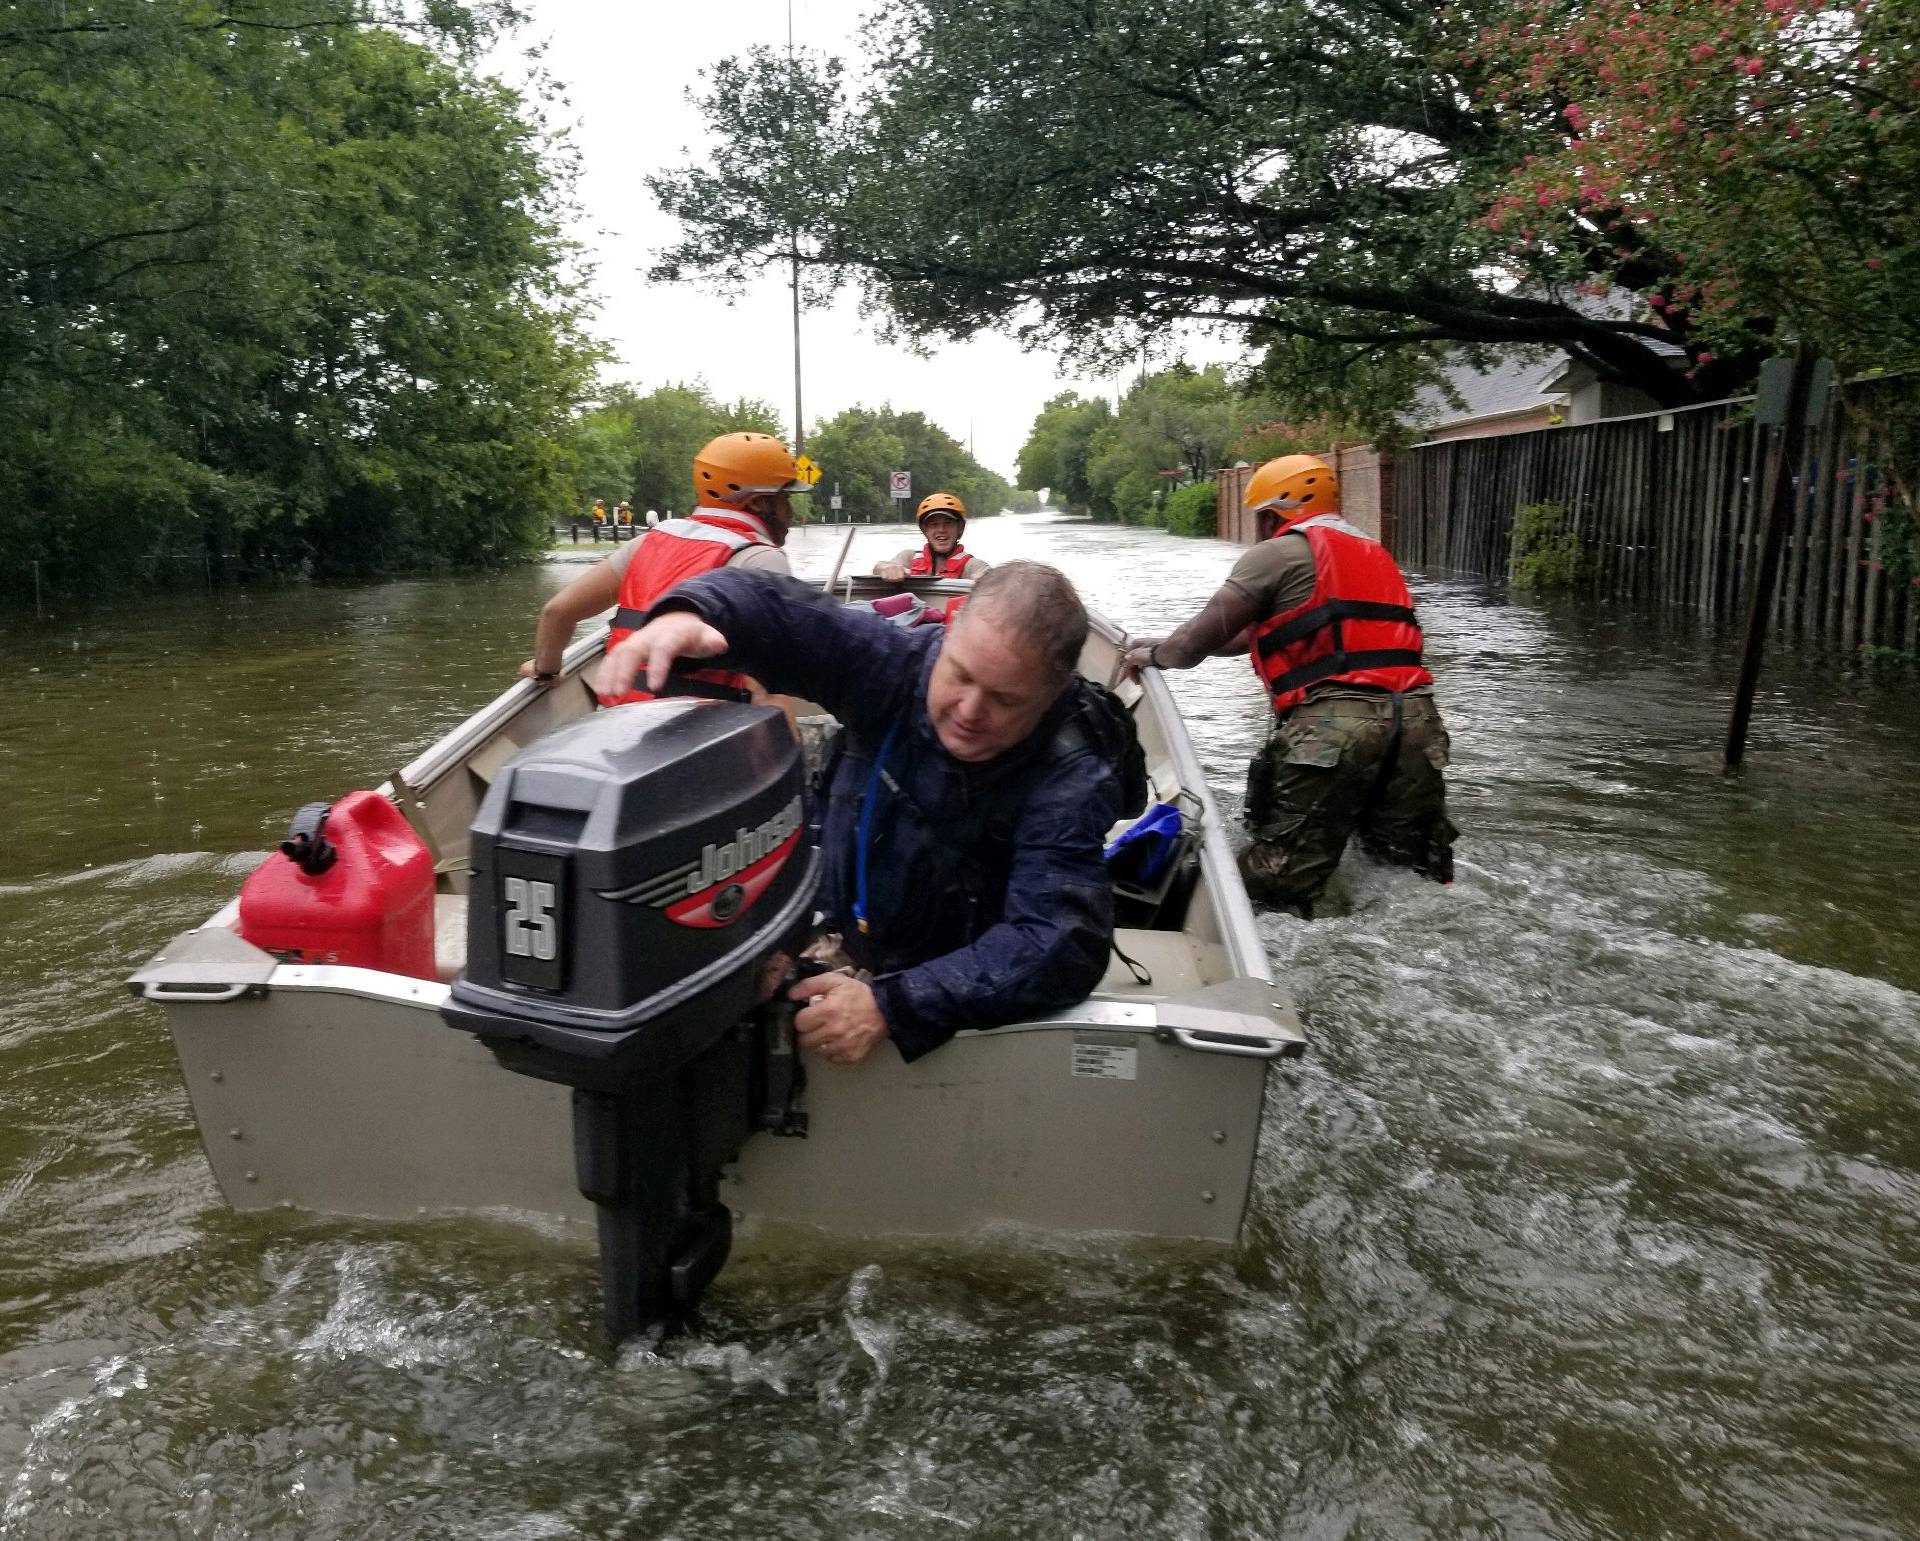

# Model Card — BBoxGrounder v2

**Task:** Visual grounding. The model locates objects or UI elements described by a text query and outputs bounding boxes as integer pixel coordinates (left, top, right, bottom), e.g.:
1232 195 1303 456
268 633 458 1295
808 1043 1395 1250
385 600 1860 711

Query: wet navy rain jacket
654 570 1125 1060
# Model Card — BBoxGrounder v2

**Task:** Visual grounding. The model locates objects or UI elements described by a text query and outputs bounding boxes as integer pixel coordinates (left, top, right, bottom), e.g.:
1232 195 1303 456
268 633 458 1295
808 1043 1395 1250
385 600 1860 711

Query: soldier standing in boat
875 493 991 581
1123 454 1455 915
519 434 816 701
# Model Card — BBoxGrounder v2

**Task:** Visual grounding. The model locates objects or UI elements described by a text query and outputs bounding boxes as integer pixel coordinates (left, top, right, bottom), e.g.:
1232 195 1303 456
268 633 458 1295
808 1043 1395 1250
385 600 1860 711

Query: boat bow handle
1158 1024 1291 1059
137 981 255 1004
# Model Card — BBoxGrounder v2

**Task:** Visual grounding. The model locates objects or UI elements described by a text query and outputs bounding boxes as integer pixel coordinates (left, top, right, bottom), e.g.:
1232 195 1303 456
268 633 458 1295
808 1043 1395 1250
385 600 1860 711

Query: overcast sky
487 0 1241 480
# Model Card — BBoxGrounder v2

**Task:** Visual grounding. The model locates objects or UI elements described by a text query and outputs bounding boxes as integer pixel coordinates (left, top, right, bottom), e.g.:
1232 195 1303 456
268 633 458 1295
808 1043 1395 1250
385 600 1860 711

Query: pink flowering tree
1472 0 1920 385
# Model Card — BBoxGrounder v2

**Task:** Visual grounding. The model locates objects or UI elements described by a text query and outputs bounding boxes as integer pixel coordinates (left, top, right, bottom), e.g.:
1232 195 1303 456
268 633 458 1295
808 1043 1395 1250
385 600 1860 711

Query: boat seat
1097 927 1207 997
465 732 524 790
434 892 468 983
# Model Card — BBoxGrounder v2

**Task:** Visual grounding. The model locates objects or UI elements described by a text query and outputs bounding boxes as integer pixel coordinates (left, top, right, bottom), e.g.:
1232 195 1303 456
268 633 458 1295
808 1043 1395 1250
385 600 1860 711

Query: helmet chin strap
742 492 792 543
1256 494 1312 539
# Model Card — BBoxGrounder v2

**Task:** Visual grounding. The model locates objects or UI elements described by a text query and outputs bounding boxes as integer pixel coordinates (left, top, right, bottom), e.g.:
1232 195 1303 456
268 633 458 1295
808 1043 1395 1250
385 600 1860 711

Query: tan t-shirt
1222 531 1316 616
607 529 791 581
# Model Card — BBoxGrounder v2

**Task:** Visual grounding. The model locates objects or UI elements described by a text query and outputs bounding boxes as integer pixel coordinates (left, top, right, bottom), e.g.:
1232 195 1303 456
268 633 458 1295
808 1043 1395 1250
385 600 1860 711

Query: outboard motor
442 700 821 1341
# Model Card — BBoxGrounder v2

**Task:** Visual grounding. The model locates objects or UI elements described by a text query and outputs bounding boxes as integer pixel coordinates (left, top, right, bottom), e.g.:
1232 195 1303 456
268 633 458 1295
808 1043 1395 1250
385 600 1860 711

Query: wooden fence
1390 374 1919 654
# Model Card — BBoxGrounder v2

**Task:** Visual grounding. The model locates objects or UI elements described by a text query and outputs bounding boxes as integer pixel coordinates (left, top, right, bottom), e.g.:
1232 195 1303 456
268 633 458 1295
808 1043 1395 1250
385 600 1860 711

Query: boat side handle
137 981 255 1004
1158 1025 1290 1059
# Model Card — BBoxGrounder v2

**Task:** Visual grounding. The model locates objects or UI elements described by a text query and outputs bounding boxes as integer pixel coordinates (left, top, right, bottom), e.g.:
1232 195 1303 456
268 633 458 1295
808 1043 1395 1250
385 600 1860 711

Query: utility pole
787 0 804 456
1725 349 1829 769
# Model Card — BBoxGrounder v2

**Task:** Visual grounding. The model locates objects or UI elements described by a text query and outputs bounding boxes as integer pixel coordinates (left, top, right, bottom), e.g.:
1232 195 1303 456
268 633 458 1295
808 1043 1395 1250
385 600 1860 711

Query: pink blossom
1690 43 1717 61
1696 352 1716 364
1867 258 1884 270
1741 56 1764 76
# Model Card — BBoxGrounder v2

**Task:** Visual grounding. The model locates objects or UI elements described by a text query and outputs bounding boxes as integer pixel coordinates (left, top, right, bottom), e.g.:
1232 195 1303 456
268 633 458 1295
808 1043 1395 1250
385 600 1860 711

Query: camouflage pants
1239 692 1456 914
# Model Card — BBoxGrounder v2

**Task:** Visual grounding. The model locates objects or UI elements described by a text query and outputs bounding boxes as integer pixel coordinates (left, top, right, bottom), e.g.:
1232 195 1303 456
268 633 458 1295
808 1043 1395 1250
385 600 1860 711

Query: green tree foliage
1022 364 1278 526
1243 337 1465 449
0 1 597 601
652 0 1747 423
1016 394 1112 514
567 384 783 516
1162 481 1220 540
1229 415 1366 466
1508 501 1588 592
1473 0 1920 378
806 406 1009 522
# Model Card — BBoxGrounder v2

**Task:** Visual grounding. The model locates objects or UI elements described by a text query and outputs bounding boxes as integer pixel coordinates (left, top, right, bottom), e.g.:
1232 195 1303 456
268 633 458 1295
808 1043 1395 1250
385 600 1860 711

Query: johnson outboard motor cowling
442 700 821 1341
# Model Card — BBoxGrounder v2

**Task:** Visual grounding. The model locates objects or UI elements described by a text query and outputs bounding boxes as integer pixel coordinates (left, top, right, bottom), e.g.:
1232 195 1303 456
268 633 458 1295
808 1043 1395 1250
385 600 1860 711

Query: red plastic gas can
237 790 436 980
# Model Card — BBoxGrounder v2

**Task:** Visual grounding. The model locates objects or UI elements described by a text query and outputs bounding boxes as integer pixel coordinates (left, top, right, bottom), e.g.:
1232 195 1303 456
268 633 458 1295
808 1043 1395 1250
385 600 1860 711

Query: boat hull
135 580 1302 1255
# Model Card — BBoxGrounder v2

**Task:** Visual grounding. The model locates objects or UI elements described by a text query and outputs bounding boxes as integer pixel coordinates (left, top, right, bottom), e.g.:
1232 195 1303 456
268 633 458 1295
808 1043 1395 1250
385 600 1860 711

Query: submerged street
1 513 1916 1538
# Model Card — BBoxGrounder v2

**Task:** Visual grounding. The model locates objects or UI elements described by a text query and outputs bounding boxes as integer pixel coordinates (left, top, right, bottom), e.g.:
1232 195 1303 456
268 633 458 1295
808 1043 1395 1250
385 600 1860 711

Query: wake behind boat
131 571 1304 1338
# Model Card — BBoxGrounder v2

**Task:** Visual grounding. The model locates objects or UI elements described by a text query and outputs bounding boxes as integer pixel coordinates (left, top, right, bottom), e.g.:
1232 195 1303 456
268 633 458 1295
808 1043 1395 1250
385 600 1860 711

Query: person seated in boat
874 493 990 582
1122 454 1455 916
519 433 815 704
597 561 1143 1066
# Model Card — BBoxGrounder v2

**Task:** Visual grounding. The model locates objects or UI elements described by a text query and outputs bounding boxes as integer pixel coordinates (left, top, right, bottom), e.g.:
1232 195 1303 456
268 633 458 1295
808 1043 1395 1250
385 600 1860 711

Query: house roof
1405 286 1688 432
1409 351 1566 430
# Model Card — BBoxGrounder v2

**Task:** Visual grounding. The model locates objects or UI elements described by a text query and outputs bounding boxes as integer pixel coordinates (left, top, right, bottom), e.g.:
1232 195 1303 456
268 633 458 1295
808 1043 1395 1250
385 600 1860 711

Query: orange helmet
692 432 818 508
916 491 966 537
1243 454 1338 527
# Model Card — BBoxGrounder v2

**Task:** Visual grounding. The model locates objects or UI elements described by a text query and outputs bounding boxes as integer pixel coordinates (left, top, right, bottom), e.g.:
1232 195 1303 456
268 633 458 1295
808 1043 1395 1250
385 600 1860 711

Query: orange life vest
1249 514 1431 713
599 508 775 707
908 544 972 578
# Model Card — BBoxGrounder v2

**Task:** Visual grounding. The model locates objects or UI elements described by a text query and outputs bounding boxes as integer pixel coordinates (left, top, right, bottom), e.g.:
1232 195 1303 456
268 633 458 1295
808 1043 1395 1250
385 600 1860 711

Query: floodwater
2 514 1917 1539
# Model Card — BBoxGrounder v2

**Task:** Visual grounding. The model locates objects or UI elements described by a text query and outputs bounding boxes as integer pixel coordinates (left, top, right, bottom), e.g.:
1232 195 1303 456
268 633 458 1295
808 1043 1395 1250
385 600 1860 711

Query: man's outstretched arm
1123 582 1261 677
597 570 920 735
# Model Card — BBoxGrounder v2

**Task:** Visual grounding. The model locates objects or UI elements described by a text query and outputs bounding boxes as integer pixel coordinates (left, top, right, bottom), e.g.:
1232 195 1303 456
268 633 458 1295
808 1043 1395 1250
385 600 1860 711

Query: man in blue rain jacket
597 561 1143 1064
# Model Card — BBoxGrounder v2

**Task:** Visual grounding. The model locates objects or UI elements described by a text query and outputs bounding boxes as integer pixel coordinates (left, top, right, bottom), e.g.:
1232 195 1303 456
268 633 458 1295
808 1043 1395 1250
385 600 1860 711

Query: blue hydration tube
853 719 902 935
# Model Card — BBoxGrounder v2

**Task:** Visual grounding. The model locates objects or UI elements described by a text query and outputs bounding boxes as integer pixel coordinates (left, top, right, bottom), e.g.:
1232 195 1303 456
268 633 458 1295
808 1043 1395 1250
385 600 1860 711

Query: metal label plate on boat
499 848 567 992
1070 1033 1137 1081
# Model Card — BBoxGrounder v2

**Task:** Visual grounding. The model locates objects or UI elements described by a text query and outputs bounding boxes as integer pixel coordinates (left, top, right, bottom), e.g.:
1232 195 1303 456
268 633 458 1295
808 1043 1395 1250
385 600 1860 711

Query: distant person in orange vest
590 498 608 524
876 493 991 581
615 501 633 525
1123 454 1454 914
520 434 815 700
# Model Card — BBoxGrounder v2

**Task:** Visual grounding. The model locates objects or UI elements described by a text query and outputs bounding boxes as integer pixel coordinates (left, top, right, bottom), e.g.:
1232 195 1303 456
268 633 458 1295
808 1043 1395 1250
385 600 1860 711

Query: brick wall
1214 443 1392 545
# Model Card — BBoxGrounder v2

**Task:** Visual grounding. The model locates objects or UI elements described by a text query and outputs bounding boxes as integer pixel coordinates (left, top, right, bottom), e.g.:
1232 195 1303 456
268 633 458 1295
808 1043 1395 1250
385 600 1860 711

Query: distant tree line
804 405 1020 522
1 0 598 603
1017 365 1356 533
565 383 785 518
563 391 1033 526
